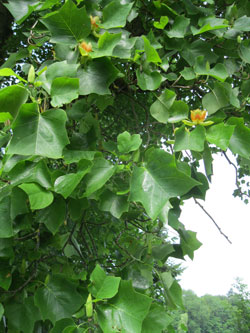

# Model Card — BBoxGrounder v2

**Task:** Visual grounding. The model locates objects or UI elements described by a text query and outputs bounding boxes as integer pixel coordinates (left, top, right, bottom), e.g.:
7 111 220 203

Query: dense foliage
0 0 250 332
172 279 250 333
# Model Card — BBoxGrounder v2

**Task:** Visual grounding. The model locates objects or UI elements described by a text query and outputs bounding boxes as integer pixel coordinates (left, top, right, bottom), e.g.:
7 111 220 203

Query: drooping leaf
117 131 142 154
0 68 27 83
0 85 28 121
34 275 84 324
101 0 134 29
54 160 92 198
130 149 200 219
4 0 39 24
7 103 69 158
97 280 152 333
89 265 121 299
167 15 190 38
174 125 206 152
206 123 235 150
18 183 54 210
142 303 172 333
99 190 129 219
4 297 41 333
142 36 162 63
36 196 66 234
84 158 116 197
41 0 91 44
227 117 250 159
136 69 163 91
179 229 202 260
78 58 119 95
50 77 79 107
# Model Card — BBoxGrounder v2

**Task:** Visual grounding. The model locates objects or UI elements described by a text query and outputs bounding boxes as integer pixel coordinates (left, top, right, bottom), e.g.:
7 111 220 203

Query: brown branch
194 198 232 244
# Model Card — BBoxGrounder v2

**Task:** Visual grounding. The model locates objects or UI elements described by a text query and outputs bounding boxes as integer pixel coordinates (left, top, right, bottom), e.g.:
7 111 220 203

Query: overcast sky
177 153 250 296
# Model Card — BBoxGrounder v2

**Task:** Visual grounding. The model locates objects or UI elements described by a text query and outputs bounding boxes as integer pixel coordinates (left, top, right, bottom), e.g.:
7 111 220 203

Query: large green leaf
130 149 200 219
10 187 29 219
234 16 250 31
191 16 228 35
101 0 134 29
4 298 41 333
54 160 92 198
51 77 79 107
142 36 161 63
167 15 190 38
97 280 152 333
99 190 129 219
78 58 119 95
7 103 69 158
92 32 122 59
4 0 39 24
174 125 206 152
239 40 250 64
150 89 176 123
89 265 121 299
0 85 28 121
117 131 142 154
0 197 13 238
18 183 54 210
51 319 75 333
206 123 235 150
0 68 27 83
36 196 66 234
194 56 228 82
84 158 116 197
179 229 202 260
8 160 52 189
136 70 163 91
228 117 250 159
202 82 229 115
34 275 84 324
41 0 91 44
142 303 172 333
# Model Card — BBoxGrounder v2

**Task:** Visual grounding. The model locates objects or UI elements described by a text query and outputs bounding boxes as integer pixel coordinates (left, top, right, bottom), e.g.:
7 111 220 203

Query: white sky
178 153 250 296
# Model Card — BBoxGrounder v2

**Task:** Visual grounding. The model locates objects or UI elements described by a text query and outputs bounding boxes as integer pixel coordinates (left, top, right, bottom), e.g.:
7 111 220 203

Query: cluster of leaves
0 0 250 332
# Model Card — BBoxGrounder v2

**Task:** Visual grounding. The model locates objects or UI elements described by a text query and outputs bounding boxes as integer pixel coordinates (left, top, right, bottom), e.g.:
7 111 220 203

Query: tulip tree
0 0 250 332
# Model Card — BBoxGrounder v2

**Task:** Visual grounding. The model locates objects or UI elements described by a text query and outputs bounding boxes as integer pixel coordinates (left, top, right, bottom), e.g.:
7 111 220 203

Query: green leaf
78 58 119 95
142 303 172 333
191 16 228 35
8 160 52 189
0 85 28 121
18 183 54 210
0 68 27 83
113 35 137 59
117 131 142 154
180 67 196 80
41 0 91 44
4 297 41 333
92 32 122 58
4 0 39 24
136 69 163 91
97 280 152 333
0 303 4 322
239 40 250 64
54 160 92 198
181 39 218 66
51 77 79 107
63 149 98 163
142 36 162 63
10 187 28 219
51 319 75 333
179 229 202 260
167 15 190 38
130 149 200 219
99 190 129 219
174 125 206 152
0 197 13 238
150 89 176 123
227 117 250 159
7 103 69 158
234 16 250 31
168 101 189 123
89 265 121 299
202 82 229 115
34 275 84 324
36 196 66 234
154 16 169 29
194 56 228 82
84 158 115 197
206 123 235 150
101 0 134 29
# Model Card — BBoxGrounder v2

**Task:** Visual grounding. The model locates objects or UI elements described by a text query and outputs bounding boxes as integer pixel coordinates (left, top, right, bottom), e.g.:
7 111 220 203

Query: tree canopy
0 0 250 332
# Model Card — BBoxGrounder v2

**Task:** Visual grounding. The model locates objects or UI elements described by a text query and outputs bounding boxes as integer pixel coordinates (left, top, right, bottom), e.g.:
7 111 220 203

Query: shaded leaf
117 131 142 154
0 85 28 121
174 125 206 152
142 303 172 333
136 69 163 91
0 197 13 238
18 183 54 210
99 190 129 219
167 15 190 38
101 0 134 29
51 77 79 107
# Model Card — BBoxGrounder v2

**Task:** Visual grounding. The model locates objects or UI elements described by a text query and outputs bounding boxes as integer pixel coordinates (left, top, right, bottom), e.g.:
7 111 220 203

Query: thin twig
194 198 232 244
